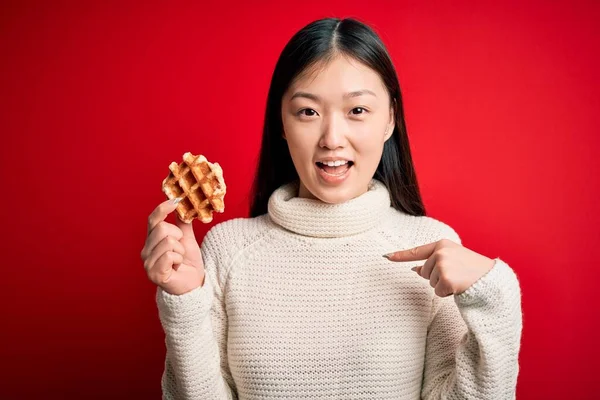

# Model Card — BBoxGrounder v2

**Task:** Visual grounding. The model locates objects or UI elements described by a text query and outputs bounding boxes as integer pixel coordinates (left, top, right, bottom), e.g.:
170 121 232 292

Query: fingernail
382 254 392 260
169 197 182 205
411 266 418 272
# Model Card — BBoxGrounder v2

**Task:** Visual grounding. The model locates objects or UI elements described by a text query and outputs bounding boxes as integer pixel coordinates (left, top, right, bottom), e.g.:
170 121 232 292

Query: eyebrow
289 89 377 102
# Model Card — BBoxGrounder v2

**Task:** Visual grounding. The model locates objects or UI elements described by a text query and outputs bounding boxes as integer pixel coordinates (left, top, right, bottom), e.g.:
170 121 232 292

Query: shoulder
200 214 275 264
417 214 462 245
202 214 274 252
382 208 462 246
199 214 275 292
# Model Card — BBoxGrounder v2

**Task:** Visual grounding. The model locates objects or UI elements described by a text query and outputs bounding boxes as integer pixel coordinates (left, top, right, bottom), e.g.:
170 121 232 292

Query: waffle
161 152 226 223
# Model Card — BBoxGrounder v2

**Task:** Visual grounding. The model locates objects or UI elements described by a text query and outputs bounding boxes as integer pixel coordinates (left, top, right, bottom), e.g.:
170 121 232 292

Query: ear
384 125 394 141
385 100 396 140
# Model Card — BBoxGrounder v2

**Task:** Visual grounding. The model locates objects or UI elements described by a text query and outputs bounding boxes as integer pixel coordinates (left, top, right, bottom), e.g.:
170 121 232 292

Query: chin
316 190 353 204
304 179 364 204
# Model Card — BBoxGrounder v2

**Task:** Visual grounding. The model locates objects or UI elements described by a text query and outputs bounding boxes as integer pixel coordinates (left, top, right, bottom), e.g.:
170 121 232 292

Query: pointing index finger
384 241 438 262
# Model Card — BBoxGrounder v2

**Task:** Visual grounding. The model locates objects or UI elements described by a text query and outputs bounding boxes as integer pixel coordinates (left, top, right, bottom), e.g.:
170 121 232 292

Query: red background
2 1 599 398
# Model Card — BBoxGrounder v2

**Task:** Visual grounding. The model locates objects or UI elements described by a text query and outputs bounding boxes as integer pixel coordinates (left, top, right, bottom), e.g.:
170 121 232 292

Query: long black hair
250 17 426 217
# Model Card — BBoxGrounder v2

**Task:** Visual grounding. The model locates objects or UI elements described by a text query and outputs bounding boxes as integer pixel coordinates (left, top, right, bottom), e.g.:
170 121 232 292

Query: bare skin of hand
384 239 495 297
140 198 206 295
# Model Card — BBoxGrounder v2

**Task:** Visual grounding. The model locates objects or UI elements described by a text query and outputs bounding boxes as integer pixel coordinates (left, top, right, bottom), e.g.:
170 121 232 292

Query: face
281 55 395 203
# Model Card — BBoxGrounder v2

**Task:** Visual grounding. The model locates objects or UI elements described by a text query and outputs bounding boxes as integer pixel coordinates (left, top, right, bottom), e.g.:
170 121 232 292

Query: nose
318 116 348 150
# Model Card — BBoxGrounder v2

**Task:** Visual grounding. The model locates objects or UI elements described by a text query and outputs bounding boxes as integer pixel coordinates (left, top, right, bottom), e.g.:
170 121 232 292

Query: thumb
174 212 195 239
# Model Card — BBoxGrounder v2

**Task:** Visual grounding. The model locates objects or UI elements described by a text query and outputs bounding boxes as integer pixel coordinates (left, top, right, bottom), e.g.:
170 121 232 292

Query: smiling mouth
316 161 354 176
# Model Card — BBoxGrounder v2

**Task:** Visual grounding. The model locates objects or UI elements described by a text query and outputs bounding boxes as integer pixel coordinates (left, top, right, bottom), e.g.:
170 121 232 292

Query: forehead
287 55 386 99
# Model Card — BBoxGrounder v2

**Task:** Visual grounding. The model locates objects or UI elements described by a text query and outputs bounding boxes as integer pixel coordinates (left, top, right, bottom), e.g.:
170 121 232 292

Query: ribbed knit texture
156 179 523 399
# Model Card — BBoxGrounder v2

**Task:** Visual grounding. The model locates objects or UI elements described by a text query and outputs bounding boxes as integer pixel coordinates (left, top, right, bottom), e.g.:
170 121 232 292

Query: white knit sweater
156 179 522 400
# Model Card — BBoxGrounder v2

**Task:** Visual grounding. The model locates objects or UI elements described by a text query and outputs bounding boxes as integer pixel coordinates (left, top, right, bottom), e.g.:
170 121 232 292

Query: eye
351 107 369 115
297 108 318 117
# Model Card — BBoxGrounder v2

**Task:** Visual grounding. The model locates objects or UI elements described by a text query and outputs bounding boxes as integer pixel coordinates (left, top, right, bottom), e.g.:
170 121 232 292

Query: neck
268 179 392 238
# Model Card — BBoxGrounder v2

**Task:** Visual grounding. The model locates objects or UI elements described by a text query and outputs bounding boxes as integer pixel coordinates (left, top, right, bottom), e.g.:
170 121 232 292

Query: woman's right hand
140 199 206 295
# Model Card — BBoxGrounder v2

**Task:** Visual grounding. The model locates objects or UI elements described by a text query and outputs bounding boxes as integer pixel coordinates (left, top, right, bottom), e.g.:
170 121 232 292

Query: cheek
286 134 315 163
352 132 386 159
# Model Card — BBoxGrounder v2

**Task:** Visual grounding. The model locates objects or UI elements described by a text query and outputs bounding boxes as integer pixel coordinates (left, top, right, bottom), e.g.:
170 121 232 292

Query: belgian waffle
161 152 226 223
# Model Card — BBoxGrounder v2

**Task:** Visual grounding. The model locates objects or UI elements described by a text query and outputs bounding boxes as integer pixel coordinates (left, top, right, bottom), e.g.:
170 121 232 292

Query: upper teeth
322 160 348 167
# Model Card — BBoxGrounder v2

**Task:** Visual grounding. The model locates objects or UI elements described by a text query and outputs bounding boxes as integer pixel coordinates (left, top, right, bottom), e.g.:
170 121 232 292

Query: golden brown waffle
161 152 226 223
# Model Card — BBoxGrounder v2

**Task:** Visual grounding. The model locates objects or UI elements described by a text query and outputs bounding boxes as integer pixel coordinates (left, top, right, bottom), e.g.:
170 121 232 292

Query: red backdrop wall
2 1 599 398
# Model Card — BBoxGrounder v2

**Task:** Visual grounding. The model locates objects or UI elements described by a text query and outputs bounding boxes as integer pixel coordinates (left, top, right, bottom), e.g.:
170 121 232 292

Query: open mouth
316 161 354 176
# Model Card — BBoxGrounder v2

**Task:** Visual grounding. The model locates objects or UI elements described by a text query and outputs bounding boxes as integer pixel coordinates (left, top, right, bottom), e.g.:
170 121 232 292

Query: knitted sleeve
155 225 237 400
420 226 523 400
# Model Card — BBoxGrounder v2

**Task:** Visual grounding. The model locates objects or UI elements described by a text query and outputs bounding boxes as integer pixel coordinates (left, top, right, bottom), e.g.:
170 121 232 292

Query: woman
141 17 522 400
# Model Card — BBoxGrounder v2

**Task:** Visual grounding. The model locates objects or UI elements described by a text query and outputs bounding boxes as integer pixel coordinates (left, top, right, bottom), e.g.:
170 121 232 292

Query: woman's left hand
384 239 496 297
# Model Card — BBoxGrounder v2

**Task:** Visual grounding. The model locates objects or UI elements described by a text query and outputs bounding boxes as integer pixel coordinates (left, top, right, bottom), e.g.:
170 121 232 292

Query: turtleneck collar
267 179 391 238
